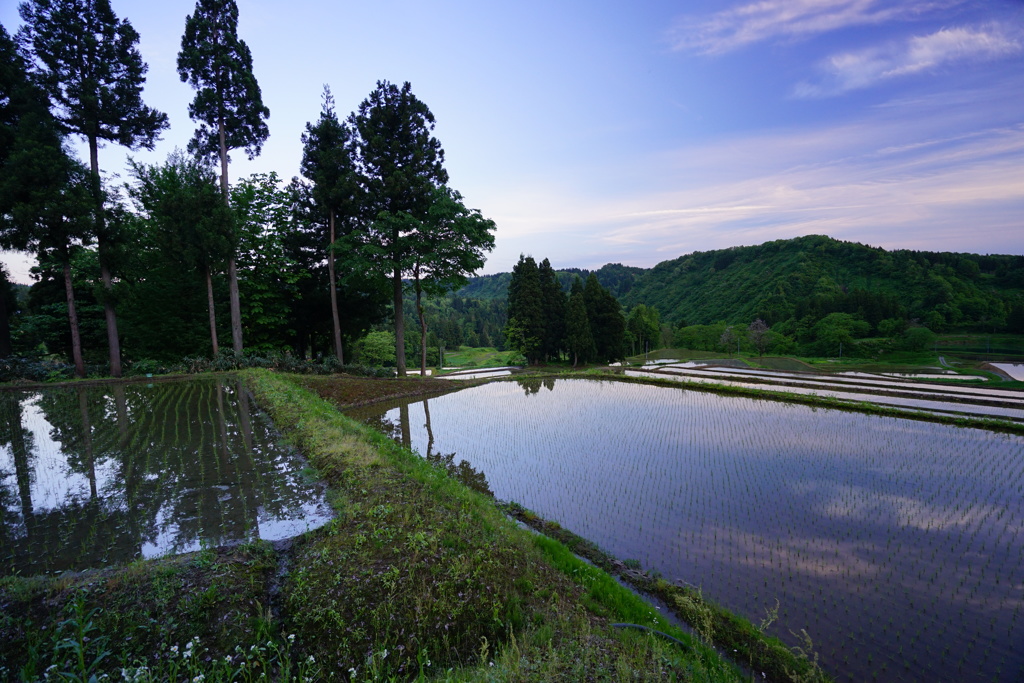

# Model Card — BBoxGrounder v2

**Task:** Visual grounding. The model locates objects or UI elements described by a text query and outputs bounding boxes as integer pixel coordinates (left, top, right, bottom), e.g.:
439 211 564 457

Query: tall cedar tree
178 0 270 355
584 273 626 363
18 0 168 377
0 27 94 375
538 258 565 361
300 86 359 364
128 151 232 355
0 25 94 376
505 255 545 364
351 80 448 376
408 186 495 375
566 286 595 367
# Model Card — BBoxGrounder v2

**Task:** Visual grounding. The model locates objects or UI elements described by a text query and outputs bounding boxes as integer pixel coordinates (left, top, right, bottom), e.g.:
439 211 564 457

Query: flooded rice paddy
626 365 1024 422
0 378 332 576
350 377 1024 682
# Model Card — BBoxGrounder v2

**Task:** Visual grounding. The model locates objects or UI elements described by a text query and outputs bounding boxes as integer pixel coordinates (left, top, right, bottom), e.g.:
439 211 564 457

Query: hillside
621 235 1024 333
459 263 645 300
462 236 1024 335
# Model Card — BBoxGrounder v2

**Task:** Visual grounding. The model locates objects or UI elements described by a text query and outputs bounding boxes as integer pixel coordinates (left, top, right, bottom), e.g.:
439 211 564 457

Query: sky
2 0 1023 283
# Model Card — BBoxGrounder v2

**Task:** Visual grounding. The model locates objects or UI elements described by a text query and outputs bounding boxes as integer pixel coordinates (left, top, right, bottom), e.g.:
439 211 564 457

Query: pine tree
178 0 270 355
0 25 94 375
350 80 448 375
301 86 359 364
584 273 626 363
538 258 566 361
565 288 595 367
18 0 169 376
505 255 545 363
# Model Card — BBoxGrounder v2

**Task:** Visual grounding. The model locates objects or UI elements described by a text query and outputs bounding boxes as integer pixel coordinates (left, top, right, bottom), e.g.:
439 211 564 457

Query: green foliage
566 289 595 366
620 235 1023 335
627 304 661 355
584 274 627 363
900 326 936 351
505 255 546 363
177 0 269 163
17 0 168 155
232 172 303 350
356 330 397 367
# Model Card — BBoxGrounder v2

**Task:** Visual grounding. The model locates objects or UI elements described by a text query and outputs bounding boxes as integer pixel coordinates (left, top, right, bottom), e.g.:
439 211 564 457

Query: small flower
288 633 296 643
192 675 205 682
381 649 388 660
308 655 316 664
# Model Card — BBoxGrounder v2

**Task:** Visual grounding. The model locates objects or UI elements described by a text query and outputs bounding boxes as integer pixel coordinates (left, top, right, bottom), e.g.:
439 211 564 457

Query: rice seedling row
0 377 332 576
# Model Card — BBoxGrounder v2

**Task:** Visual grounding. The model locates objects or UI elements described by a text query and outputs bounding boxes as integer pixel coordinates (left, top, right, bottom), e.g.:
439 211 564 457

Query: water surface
0 377 331 575
350 377 1024 682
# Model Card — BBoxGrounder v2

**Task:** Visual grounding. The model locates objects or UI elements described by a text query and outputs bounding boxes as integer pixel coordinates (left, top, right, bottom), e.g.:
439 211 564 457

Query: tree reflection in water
0 378 331 575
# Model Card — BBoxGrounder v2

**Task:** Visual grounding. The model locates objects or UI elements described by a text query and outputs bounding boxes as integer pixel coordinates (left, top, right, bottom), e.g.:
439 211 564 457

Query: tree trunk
393 264 406 376
63 255 85 378
205 265 219 355
328 209 344 364
218 114 243 355
0 278 11 358
89 136 121 377
228 257 242 354
416 277 427 377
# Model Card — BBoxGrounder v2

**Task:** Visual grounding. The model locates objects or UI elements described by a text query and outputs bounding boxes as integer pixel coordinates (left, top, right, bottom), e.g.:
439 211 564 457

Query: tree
0 25 94 376
285 177 389 359
301 86 359 364
538 258 565 362
128 150 232 355
408 187 495 375
627 304 661 356
583 274 626 363
178 0 270 355
747 318 769 357
18 0 169 377
351 80 448 376
565 289 595 367
505 255 545 364
231 172 302 351
720 325 738 356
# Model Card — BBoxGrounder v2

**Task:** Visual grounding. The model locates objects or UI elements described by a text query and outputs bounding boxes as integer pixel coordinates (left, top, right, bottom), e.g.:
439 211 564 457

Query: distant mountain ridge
460 235 1024 333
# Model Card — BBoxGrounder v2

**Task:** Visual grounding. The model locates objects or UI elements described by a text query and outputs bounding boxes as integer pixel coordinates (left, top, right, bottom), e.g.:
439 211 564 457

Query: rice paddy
0 377 332 576
350 377 1024 682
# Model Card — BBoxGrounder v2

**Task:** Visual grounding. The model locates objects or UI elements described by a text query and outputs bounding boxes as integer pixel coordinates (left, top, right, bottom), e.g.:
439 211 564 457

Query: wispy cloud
795 23 1023 96
480 104 1024 271
669 0 961 55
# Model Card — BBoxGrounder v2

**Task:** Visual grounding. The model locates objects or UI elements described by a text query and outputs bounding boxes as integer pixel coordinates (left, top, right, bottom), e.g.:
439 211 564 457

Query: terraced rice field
351 377 1024 682
0 377 331 576
625 364 1024 422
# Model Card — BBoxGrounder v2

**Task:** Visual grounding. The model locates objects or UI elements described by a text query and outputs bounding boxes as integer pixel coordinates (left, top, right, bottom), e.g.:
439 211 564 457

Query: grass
246 369 742 681
0 368 747 681
439 347 523 370
501 504 831 683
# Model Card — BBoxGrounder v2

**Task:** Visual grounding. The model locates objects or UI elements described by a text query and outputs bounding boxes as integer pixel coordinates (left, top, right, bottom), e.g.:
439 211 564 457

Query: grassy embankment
0 370 745 681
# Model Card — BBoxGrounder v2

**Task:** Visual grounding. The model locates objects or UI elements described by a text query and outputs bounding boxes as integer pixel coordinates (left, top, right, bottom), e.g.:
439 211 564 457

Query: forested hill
458 263 644 300
462 236 1024 334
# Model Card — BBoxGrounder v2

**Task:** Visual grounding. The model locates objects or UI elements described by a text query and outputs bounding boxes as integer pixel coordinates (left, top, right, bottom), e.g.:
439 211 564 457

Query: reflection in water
352 379 1024 683
515 377 556 395
351 396 492 498
0 378 332 576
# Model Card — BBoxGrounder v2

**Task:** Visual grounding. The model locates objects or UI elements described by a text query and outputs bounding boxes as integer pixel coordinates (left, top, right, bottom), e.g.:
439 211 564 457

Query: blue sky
3 0 1022 283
